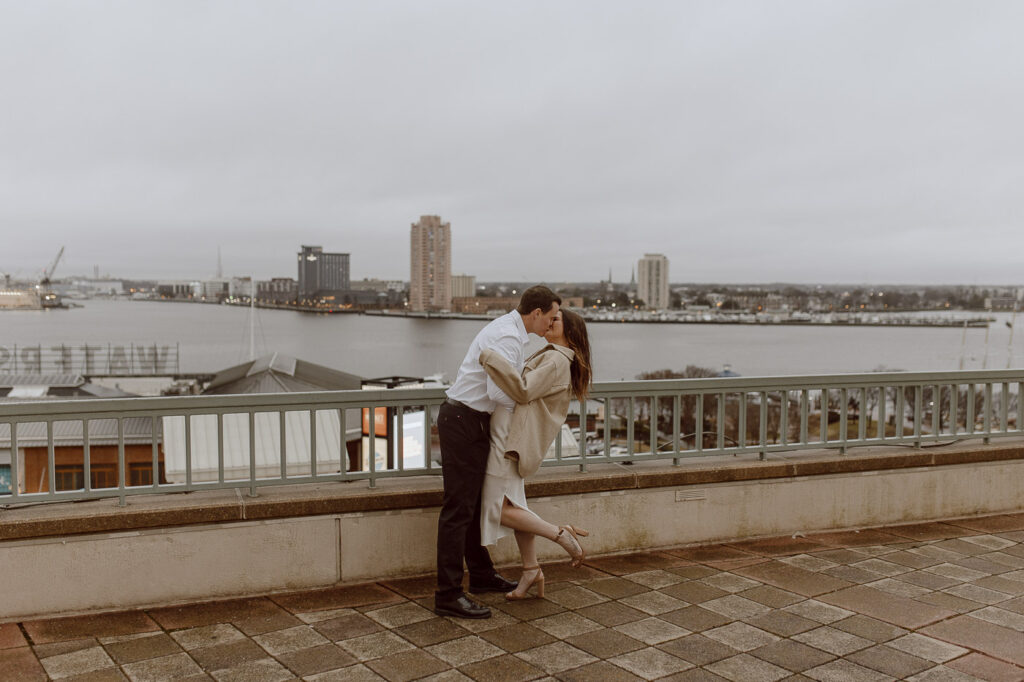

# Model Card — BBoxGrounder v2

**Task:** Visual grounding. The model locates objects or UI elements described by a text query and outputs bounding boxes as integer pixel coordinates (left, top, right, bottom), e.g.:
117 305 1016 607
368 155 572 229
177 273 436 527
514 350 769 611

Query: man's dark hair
516 285 562 315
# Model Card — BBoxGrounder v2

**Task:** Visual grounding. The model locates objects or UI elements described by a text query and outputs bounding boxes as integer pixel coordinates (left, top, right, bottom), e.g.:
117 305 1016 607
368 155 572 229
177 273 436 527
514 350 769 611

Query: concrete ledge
2 438 1023 542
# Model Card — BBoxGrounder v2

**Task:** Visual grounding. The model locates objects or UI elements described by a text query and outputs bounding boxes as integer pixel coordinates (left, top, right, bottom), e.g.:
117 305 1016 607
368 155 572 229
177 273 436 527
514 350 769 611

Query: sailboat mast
250 276 256 361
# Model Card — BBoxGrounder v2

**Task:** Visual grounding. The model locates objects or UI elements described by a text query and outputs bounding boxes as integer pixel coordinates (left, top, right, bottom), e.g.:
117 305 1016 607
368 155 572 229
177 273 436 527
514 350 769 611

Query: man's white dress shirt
445 311 529 413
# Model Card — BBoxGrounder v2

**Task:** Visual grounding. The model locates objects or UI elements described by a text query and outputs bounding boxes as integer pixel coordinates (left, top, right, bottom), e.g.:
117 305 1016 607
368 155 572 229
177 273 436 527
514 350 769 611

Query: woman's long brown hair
560 309 592 403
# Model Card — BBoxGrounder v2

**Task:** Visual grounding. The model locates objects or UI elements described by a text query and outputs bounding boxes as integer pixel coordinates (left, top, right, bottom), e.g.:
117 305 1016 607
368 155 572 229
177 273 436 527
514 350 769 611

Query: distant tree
636 366 719 448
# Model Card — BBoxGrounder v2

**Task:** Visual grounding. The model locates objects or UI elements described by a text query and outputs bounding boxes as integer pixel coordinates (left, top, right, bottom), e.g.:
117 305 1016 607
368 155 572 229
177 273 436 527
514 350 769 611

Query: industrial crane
37 246 65 308
40 246 65 286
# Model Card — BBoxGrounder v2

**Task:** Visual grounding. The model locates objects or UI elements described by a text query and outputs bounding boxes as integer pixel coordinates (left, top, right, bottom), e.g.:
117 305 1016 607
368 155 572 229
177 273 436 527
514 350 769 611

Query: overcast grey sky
2 1 1022 285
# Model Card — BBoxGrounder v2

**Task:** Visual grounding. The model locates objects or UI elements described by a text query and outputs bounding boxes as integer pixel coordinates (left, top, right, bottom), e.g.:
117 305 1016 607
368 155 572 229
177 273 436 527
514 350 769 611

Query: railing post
10 421 20 499
151 415 159 490
1000 382 1009 433
800 389 809 445
839 388 848 454
47 420 56 496
649 395 657 458
717 392 725 450
779 390 788 447
966 383 975 435
217 413 225 483
946 382 954 436
309 410 318 479
626 397 635 457
896 387 905 442
248 410 257 497
758 391 767 460
738 392 747 452
672 394 681 466
368 406 377 488
857 388 867 443
820 388 828 444
984 383 993 444
695 393 704 454
279 411 288 479
184 413 192 487
913 385 922 448
877 386 886 440
117 417 126 506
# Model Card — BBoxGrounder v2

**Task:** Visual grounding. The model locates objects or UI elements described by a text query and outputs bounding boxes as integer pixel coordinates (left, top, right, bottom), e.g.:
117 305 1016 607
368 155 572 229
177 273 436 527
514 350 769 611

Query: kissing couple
434 285 593 619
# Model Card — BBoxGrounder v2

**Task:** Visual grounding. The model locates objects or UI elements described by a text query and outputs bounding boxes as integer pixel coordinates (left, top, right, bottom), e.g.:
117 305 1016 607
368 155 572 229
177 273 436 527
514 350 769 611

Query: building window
54 464 118 491
129 463 154 486
0 464 10 494
55 465 85 491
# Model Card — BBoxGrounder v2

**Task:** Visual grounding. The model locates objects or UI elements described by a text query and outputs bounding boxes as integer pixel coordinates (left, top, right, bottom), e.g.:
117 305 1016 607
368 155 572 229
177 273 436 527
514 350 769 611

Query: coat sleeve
480 349 567 404
483 331 521 409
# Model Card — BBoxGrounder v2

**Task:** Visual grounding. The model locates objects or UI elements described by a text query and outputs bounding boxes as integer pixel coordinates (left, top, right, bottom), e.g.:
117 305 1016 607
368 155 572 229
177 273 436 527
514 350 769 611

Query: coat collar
529 343 575 363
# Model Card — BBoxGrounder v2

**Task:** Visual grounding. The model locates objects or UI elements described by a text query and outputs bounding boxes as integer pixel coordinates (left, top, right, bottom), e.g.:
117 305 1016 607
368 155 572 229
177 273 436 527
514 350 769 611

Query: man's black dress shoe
434 594 492 619
469 573 519 594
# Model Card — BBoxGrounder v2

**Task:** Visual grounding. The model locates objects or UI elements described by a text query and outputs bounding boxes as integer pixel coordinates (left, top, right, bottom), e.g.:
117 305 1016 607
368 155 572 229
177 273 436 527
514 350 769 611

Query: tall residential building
637 253 670 310
409 215 452 311
297 245 350 299
451 274 476 300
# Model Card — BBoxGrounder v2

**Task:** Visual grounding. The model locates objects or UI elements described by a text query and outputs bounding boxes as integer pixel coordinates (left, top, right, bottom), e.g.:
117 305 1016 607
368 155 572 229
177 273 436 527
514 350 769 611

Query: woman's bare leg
501 498 586 567
500 498 559 541
514 530 537 567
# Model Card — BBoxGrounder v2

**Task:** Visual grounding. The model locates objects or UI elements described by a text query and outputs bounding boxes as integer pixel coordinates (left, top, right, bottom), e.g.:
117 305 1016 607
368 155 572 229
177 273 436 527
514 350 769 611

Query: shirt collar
511 311 530 342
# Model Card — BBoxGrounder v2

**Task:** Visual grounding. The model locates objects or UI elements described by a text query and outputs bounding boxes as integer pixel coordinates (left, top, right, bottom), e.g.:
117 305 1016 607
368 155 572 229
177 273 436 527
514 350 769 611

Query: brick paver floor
2 512 1023 681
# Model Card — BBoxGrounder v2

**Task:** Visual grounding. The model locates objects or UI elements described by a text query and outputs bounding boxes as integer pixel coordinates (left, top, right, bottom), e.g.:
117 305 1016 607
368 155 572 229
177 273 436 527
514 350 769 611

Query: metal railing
1 369 1022 506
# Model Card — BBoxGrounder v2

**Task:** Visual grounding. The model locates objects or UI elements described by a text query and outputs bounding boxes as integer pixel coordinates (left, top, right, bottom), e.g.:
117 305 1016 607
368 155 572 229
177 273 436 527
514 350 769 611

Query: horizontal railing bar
3 369 1024 419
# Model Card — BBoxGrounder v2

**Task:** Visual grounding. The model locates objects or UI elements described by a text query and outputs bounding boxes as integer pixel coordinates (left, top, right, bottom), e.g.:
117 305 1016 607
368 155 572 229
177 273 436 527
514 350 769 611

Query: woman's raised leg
499 498 588 567
500 498 559 540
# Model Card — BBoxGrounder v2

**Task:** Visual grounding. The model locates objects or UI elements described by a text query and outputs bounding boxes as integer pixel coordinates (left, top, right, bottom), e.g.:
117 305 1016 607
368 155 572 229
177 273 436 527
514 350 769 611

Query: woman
478 308 593 600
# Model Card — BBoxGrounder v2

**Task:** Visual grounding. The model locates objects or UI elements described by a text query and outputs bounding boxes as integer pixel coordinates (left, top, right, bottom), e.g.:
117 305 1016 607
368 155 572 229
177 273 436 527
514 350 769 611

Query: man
434 285 562 618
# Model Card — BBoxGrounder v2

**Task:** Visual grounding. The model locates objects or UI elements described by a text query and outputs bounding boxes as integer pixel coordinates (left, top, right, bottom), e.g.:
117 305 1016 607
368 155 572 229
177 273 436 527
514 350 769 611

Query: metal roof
0 374 84 388
203 353 363 395
0 373 137 399
0 417 161 447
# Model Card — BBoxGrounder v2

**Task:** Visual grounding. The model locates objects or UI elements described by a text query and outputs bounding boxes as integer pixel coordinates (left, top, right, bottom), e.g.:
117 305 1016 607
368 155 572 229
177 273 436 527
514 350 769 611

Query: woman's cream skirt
479 406 532 546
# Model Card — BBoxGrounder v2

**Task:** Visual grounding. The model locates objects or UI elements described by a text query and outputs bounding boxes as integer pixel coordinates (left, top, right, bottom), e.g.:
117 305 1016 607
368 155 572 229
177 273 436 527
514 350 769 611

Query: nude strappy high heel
506 566 544 600
555 525 589 568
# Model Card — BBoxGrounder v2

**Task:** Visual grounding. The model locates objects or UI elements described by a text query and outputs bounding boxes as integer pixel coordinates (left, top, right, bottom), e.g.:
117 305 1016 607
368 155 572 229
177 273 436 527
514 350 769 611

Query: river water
2 300 1022 381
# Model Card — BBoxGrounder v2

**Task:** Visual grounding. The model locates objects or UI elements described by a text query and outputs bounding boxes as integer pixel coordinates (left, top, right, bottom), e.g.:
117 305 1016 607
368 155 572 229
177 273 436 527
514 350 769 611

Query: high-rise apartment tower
637 253 670 310
409 215 452 311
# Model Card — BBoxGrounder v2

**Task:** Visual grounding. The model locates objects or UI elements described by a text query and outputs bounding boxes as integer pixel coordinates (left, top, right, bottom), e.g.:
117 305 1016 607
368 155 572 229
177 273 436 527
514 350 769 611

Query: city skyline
3 1 1024 285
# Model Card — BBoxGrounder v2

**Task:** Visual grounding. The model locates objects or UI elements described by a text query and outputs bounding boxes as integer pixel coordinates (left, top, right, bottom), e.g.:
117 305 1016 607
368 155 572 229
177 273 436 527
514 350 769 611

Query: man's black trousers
435 401 497 599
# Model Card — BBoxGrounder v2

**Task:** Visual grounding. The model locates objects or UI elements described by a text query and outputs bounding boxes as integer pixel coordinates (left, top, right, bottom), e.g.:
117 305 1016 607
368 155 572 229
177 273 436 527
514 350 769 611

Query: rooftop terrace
2 512 1023 681
3 369 1023 679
